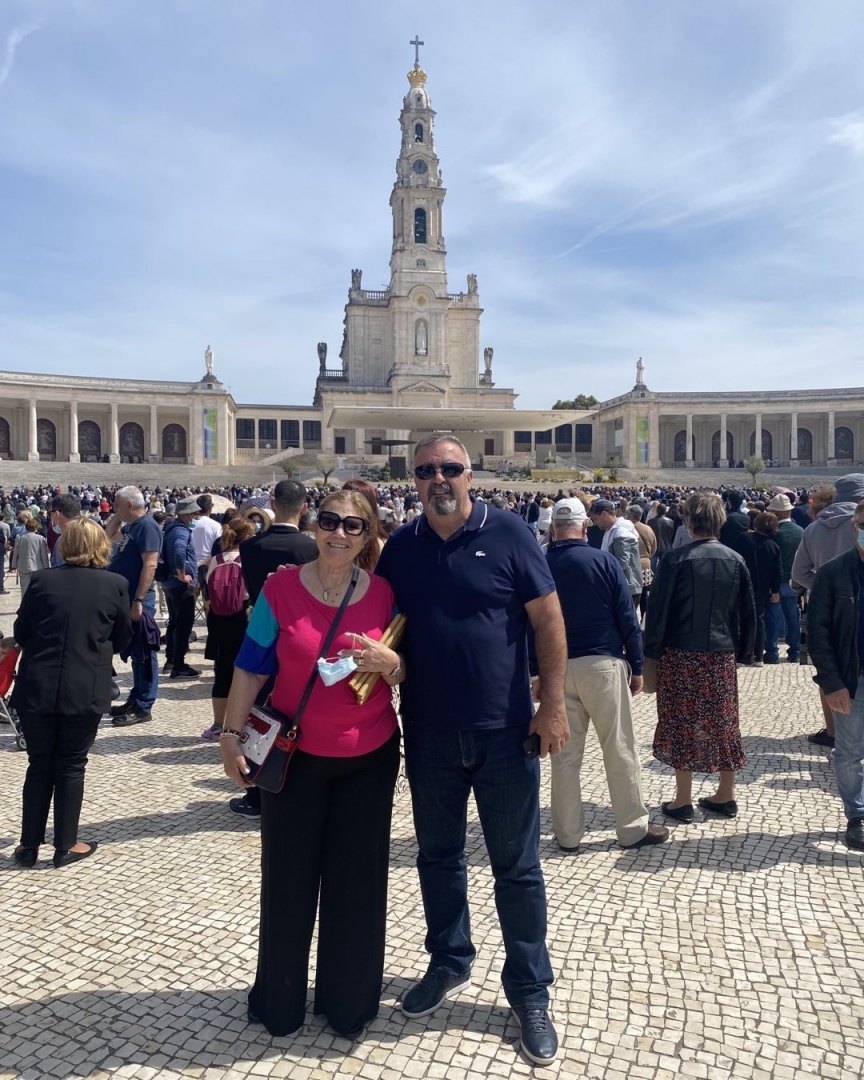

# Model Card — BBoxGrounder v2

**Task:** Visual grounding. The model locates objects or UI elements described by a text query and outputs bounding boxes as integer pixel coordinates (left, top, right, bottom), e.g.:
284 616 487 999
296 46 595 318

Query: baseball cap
589 498 615 515
552 498 587 525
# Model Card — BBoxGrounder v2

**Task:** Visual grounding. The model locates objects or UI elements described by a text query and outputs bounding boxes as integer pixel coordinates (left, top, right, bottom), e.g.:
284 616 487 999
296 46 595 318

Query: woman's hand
342 632 399 675
220 737 254 788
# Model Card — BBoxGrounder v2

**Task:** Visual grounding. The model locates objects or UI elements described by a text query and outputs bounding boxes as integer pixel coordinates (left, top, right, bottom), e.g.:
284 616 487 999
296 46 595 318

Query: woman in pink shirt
220 490 403 1040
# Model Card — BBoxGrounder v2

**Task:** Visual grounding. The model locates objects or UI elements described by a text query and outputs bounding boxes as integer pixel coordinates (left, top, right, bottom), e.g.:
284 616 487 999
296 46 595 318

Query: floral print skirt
652 648 746 773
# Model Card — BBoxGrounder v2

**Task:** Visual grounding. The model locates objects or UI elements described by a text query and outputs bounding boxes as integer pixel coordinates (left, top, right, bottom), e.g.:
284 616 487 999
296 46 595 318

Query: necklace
315 563 353 602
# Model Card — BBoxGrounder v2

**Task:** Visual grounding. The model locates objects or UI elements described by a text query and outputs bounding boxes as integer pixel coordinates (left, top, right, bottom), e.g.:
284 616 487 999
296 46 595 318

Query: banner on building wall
636 415 649 464
203 407 218 460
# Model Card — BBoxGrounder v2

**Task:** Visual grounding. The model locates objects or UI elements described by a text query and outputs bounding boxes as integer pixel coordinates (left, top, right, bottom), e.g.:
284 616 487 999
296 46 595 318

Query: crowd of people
3 460 864 1065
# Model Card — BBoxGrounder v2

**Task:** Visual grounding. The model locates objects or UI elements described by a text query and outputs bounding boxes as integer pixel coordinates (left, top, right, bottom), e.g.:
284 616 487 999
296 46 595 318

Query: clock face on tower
412 159 428 175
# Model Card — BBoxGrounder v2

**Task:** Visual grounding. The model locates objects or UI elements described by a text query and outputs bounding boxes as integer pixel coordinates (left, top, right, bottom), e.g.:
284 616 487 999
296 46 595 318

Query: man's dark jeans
164 586 195 668
131 594 159 711
403 722 553 1009
765 584 801 661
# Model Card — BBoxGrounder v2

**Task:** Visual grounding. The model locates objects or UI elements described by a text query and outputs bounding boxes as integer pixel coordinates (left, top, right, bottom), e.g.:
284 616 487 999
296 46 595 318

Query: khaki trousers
551 654 649 847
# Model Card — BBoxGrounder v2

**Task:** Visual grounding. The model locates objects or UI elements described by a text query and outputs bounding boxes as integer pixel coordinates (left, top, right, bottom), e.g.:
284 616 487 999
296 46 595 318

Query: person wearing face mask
807 499 864 851
220 490 402 1040
48 494 81 567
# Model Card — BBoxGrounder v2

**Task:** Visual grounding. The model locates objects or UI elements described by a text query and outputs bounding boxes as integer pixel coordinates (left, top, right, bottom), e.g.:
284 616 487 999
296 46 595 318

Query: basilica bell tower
313 41 516 453
388 57 448 292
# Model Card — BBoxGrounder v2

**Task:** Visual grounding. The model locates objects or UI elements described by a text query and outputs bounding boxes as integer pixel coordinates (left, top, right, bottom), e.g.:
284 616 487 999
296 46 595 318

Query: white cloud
0 22 39 88
829 112 864 155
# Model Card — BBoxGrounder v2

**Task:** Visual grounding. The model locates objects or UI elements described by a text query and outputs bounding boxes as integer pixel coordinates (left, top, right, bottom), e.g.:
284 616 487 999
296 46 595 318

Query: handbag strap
290 565 360 727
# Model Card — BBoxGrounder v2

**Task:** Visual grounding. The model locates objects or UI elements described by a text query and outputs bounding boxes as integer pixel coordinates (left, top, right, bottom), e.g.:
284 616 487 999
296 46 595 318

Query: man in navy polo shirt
376 433 567 1066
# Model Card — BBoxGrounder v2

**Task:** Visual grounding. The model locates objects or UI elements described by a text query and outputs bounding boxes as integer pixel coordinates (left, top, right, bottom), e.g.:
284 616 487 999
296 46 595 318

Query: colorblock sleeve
234 591 280 675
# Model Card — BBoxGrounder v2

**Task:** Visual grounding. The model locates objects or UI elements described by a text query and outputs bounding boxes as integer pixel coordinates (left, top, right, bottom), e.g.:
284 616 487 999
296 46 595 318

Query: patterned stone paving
1 586 863 1079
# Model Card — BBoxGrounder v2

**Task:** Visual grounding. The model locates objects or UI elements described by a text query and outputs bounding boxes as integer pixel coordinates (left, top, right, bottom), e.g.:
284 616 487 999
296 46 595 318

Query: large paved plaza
1 588 863 1080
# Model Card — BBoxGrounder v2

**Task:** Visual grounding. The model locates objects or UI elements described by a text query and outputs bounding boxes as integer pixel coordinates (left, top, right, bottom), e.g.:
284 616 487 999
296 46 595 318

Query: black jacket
807 548 862 698
11 565 133 716
719 510 750 549
644 539 756 658
239 524 318 605
733 532 782 604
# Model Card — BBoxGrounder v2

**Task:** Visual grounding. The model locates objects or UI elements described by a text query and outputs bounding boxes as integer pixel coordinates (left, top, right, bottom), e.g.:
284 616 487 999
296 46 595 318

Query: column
719 413 727 468
789 411 798 466
685 413 694 468
755 413 762 462
109 402 120 463
150 403 159 461
188 403 201 465
827 410 836 465
28 399 39 461
648 407 661 469
219 400 230 466
68 401 80 462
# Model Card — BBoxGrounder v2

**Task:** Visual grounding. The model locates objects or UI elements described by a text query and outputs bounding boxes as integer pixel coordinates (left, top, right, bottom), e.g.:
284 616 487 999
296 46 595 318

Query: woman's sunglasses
413 462 467 481
317 511 369 536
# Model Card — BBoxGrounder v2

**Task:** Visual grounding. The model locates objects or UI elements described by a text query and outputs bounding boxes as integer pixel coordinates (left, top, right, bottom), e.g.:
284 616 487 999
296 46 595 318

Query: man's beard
427 487 457 516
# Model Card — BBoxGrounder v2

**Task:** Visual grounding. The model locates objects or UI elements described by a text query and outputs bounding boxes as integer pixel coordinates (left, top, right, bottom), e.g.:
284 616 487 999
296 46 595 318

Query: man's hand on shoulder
529 699 569 758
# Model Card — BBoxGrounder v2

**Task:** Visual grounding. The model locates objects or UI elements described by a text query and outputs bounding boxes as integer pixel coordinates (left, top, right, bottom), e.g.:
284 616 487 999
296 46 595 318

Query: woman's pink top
235 565 398 758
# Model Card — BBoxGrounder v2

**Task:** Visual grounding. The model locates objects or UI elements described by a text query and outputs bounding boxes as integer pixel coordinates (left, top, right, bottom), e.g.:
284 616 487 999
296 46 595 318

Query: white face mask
856 526 864 552
316 654 357 687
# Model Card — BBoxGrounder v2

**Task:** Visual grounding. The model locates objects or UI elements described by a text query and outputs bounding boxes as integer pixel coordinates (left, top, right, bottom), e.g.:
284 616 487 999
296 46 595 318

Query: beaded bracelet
219 730 242 741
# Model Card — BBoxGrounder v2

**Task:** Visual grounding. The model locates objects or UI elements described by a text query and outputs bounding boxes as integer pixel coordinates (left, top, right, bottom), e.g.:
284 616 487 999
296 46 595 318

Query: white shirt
192 515 222 564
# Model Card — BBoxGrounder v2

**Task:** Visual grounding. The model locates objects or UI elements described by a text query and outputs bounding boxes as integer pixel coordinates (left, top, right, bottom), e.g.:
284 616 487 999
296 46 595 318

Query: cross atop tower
410 35 424 65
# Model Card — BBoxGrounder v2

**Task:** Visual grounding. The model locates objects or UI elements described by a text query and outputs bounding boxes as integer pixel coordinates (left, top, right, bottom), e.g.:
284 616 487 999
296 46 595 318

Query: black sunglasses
317 510 368 536
414 462 467 481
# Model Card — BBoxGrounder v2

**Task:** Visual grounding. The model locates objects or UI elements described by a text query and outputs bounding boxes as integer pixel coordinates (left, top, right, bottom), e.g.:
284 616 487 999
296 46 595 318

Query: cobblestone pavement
1 587 863 1080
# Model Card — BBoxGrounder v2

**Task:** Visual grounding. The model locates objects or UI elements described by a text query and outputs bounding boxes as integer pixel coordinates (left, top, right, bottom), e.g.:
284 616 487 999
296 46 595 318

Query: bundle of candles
349 613 407 705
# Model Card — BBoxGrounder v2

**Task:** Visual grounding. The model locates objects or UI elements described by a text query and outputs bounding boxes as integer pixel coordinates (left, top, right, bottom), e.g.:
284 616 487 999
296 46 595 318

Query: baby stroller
0 644 24 751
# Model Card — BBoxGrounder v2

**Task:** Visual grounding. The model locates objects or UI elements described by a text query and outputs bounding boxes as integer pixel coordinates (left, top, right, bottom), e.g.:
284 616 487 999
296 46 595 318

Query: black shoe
400 967 471 1018
109 698 136 718
787 654 800 663
557 842 580 853
763 655 779 665
162 660 173 674
111 707 151 727
621 824 670 849
661 802 694 823
808 728 835 748
513 1006 558 1065
170 664 200 679
54 841 98 868
229 796 261 818
698 797 738 818
845 818 864 851
13 846 38 867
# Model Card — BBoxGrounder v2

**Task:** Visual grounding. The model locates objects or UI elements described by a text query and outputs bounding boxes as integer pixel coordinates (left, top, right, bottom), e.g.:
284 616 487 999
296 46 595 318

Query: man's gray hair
115 486 145 510
413 432 471 465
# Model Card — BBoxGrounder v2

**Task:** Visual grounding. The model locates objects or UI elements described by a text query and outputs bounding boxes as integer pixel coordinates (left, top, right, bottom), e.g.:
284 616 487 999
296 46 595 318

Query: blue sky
1 0 863 409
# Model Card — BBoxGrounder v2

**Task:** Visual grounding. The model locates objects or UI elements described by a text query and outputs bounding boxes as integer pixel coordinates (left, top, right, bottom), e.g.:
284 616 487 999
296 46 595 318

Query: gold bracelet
219 730 242 741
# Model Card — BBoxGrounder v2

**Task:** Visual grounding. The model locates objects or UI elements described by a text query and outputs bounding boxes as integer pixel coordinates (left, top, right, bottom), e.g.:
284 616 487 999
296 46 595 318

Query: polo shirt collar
414 497 488 539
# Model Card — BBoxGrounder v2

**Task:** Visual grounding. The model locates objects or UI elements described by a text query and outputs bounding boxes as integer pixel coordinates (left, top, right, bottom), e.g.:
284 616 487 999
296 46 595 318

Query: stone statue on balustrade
484 346 493 379
205 345 214 377
317 342 328 375
467 273 478 294
351 268 363 290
